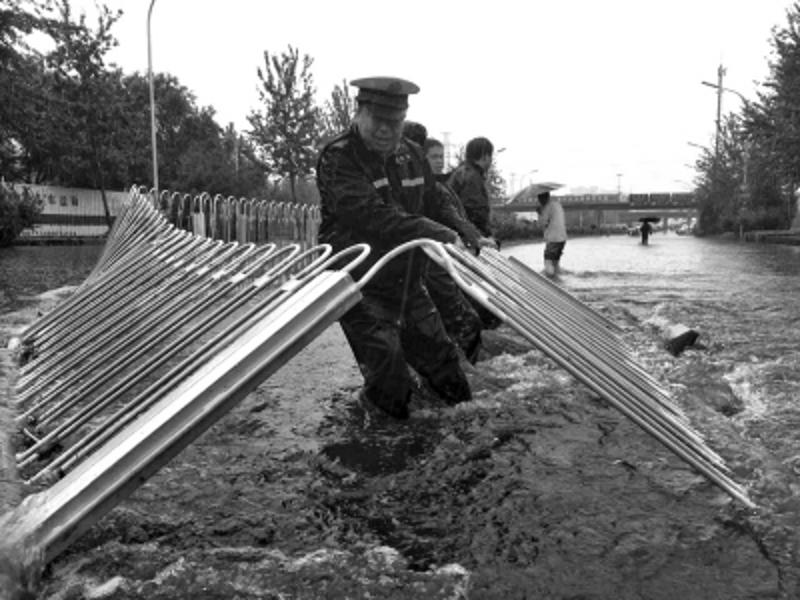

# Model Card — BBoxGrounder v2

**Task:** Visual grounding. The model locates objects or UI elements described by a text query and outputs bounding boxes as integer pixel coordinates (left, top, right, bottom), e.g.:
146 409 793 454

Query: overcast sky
70 0 792 194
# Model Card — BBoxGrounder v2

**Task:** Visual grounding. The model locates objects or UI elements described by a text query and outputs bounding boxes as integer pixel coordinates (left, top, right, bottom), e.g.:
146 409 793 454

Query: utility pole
714 64 725 158
147 0 159 200
616 173 622 197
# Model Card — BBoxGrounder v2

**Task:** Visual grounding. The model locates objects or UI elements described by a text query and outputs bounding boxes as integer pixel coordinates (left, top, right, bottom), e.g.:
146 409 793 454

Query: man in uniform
316 76 476 419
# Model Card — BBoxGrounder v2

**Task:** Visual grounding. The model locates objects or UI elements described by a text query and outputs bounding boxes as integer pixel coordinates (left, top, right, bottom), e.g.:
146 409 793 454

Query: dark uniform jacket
448 160 492 237
434 173 482 244
316 126 470 292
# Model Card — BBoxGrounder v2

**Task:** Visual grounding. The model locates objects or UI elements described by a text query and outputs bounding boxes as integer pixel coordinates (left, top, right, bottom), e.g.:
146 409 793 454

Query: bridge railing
628 192 695 209
557 193 622 206
497 192 697 212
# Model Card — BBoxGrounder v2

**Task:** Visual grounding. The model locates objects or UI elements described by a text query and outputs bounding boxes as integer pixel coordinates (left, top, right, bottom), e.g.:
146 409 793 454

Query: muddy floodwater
2 233 800 599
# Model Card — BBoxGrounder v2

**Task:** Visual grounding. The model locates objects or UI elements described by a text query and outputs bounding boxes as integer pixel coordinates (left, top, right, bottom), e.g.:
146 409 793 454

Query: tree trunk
92 143 113 229
94 158 112 229
99 186 112 230
792 184 800 229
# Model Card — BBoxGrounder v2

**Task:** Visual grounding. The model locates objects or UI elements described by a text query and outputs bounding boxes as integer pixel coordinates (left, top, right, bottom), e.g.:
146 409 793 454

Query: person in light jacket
537 191 566 277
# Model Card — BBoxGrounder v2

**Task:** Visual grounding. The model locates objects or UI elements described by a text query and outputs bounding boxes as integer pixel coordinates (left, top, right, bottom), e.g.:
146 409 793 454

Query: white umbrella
508 181 564 205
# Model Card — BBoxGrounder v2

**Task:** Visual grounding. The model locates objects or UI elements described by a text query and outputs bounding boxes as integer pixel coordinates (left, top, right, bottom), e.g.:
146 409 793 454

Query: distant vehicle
627 224 640 236
603 223 629 234
675 223 692 235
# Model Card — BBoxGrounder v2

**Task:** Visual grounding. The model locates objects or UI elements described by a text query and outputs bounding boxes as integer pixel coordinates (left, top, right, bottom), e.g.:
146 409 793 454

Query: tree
764 5 800 185
0 183 42 246
220 123 269 198
1 0 57 179
1 2 283 205
1 0 124 223
692 115 747 233
716 2 800 231
44 0 121 224
319 79 355 143
247 45 320 202
686 4 800 232
740 101 786 229
487 162 507 204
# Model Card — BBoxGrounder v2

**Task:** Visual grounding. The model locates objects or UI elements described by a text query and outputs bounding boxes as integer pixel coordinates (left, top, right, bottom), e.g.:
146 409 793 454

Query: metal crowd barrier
151 187 320 248
0 186 753 589
0 187 366 569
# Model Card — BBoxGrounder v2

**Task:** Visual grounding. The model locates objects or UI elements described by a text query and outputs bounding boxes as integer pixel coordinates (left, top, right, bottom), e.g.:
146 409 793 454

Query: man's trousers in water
339 281 472 419
424 261 483 363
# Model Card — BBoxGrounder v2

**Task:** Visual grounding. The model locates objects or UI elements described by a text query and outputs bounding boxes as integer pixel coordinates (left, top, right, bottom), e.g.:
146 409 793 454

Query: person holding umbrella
639 217 658 245
537 190 567 277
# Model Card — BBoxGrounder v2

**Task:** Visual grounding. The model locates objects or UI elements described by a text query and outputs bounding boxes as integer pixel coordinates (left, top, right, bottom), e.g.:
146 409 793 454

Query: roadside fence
137 186 321 248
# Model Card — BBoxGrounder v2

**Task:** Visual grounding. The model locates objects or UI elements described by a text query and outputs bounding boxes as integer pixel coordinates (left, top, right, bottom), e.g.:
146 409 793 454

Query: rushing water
4 235 800 474
509 232 800 448
506 233 800 420
6 234 800 598
509 233 800 564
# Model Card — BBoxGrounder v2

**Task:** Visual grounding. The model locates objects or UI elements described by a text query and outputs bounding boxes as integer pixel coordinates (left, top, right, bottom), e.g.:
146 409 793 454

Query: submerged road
2 233 800 598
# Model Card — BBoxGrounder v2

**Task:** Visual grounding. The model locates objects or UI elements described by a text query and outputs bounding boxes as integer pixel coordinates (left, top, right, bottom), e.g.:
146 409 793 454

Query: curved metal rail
0 190 368 568
420 241 753 509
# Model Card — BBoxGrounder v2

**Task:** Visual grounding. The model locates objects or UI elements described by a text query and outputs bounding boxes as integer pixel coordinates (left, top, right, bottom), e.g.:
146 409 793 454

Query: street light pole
700 64 726 157
715 64 724 156
702 80 749 105
701 65 753 156
442 131 451 170
701 69 755 239
147 0 159 199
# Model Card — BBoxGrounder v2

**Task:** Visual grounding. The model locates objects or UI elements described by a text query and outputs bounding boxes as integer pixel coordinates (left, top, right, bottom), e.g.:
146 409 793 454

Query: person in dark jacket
419 135 488 362
402 120 428 146
446 136 502 329
448 137 494 237
316 77 474 419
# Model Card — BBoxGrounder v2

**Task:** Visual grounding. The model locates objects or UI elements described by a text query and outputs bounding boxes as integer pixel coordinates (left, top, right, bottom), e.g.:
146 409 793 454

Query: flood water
6 233 800 598
0 244 104 314
506 232 800 424
508 232 800 585
509 232 800 481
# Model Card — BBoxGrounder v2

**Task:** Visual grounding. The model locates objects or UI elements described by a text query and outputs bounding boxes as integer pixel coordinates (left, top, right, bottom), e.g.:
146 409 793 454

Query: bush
265 177 320 205
0 184 43 246
491 211 541 243
739 206 790 231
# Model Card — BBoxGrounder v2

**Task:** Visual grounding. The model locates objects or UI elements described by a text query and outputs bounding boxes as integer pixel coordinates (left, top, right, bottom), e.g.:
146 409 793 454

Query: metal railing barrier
146 187 321 248
0 186 366 578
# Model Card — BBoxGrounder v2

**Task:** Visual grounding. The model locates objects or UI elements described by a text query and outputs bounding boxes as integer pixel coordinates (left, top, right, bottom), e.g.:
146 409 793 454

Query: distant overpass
493 192 697 230
493 192 697 213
